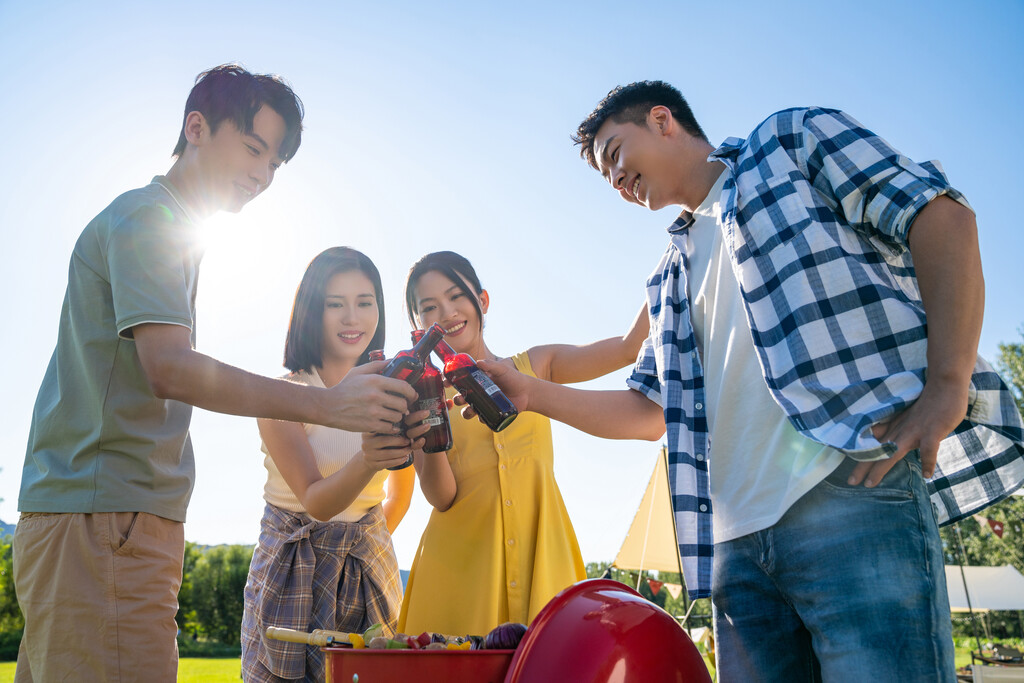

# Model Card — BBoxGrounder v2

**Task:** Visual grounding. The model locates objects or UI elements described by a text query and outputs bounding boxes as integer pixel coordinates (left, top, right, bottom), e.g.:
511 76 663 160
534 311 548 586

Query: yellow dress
398 351 586 636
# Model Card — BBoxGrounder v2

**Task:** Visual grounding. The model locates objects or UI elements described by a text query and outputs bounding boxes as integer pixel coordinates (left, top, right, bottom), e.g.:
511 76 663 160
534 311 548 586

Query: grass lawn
0 645 985 680
0 658 241 682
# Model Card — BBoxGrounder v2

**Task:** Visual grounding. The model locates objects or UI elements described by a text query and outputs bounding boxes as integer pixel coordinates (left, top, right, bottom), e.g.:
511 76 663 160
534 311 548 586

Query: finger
352 360 386 375
404 421 431 439
460 404 478 420
376 452 414 469
369 435 412 450
403 409 432 427
377 376 418 403
848 461 873 486
863 456 901 488
452 394 468 407
408 437 426 451
919 437 941 479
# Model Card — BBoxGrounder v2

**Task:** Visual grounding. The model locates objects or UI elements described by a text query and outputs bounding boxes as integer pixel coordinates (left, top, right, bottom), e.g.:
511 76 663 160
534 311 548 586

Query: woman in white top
241 247 427 683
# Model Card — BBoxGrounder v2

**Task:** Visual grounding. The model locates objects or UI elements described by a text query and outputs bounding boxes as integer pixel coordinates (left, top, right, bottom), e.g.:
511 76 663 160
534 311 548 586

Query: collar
150 175 201 225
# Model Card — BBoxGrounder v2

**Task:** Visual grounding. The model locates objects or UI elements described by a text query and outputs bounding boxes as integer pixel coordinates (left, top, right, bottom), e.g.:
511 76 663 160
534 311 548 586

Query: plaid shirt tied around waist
243 503 401 681
627 107 1024 599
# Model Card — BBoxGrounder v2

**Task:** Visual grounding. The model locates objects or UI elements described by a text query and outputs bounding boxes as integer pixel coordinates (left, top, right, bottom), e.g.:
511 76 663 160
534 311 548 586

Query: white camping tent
613 446 682 576
946 565 1024 612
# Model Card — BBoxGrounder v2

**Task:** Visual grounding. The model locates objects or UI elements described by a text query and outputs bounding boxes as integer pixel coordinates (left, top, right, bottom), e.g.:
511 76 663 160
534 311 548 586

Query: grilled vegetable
483 622 527 650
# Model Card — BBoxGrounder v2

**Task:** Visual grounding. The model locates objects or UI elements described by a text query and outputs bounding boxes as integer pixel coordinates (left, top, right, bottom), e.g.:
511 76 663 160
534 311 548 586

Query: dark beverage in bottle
410 330 453 454
432 339 518 432
376 323 445 469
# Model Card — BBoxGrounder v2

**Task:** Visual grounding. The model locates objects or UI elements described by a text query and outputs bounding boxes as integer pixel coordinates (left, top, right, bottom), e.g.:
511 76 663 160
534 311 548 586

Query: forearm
413 451 457 511
909 196 984 389
148 347 329 423
301 455 378 521
528 380 665 441
544 302 650 385
382 468 414 533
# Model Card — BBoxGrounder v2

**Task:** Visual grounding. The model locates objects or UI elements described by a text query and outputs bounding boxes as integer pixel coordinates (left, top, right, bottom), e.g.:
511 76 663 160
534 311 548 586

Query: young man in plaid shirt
477 81 1024 681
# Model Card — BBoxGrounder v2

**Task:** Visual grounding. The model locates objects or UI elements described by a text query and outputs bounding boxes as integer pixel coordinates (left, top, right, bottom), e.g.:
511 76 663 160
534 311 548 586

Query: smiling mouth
338 332 363 343
631 177 640 198
444 321 467 335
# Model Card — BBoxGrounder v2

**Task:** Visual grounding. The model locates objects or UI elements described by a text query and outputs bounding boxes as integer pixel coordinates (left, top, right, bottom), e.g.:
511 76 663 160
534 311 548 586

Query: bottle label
471 369 501 396
417 397 446 425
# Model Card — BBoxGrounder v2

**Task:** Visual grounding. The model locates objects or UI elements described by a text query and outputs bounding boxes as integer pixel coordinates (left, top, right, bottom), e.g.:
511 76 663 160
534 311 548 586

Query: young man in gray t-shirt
14 65 421 682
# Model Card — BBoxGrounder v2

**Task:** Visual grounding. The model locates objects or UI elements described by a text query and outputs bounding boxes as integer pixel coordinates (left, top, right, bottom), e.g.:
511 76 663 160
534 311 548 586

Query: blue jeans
712 453 955 682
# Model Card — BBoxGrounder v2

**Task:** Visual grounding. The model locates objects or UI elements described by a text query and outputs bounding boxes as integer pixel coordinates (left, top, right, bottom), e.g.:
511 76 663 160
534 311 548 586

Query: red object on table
323 648 514 683
504 578 712 683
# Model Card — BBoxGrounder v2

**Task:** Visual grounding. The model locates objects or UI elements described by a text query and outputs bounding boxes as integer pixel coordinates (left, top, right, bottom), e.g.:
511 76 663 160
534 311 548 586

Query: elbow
640 425 667 441
146 365 182 400
429 490 457 512
306 504 334 522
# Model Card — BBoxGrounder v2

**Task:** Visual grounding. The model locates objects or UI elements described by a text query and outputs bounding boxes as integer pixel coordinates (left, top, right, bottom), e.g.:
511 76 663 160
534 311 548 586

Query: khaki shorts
13 511 185 683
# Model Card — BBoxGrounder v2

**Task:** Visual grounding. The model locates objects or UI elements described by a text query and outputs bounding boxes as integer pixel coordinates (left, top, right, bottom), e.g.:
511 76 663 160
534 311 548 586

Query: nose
252 161 274 190
608 164 627 195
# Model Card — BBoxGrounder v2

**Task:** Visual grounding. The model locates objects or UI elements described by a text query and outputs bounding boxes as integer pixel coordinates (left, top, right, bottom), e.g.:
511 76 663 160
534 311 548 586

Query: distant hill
1 519 14 539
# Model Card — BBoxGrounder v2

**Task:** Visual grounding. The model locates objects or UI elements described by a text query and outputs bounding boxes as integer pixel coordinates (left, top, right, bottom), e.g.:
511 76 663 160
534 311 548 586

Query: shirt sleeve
625 335 663 407
792 107 972 246
107 205 197 339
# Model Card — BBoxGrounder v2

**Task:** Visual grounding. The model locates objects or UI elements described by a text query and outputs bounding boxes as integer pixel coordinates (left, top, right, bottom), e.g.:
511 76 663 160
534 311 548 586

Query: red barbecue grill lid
503 579 711 683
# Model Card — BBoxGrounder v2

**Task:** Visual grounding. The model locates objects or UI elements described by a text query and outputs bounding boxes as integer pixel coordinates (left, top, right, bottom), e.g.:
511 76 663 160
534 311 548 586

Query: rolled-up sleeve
796 108 973 246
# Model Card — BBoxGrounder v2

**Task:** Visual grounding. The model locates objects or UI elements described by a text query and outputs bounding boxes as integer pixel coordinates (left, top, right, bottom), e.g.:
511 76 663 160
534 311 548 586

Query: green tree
941 330 1024 639
189 544 253 646
996 327 1024 416
584 561 711 627
175 541 204 638
0 539 24 660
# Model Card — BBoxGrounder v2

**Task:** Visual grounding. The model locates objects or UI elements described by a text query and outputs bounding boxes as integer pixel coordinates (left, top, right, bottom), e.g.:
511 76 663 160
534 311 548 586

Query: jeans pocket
821 457 916 504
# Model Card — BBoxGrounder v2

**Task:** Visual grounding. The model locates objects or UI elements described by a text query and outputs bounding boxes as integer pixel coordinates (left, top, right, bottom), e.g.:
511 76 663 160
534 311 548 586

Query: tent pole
661 445 691 619
954 522 984 655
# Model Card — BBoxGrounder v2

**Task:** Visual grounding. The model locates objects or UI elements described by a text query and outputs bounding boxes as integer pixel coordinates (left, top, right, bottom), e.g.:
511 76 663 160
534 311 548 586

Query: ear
478 289 490 315
182 111 210 147
648 106 673 136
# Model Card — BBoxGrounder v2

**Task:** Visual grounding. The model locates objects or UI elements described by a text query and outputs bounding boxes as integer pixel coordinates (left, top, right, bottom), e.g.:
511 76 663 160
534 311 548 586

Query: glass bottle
376 323 445 469
432 338 518 432
410 329 453 454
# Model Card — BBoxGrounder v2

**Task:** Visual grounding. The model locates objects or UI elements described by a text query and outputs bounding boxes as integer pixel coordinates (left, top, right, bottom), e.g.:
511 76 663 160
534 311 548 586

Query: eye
420 304 436 314
246 144 260 156
612 146 620 162
359 300 374 308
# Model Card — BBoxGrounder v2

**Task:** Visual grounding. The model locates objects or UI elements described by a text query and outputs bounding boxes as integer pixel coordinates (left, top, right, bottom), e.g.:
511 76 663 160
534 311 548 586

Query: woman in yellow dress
398 251 647 636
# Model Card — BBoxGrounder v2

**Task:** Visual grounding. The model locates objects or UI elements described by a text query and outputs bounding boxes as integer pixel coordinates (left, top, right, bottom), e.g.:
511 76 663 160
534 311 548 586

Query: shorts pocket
112 512 141 555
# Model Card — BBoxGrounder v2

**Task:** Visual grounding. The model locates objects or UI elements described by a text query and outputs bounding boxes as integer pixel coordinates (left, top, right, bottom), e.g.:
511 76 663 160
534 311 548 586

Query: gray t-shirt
19 177 204 522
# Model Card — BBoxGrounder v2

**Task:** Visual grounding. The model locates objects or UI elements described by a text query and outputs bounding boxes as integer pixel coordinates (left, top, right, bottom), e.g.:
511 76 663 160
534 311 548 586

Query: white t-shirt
685 171 845 543
261 368 388 522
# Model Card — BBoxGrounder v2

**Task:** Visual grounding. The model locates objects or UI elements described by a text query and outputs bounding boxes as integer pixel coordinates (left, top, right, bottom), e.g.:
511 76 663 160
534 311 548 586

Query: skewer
265 626 352 647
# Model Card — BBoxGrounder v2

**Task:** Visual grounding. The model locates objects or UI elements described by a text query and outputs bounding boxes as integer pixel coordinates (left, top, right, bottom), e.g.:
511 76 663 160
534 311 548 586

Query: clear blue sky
1 1 1022 570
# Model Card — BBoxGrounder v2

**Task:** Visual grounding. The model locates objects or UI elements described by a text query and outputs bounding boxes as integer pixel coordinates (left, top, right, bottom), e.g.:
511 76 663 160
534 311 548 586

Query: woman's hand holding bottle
360 411 432 470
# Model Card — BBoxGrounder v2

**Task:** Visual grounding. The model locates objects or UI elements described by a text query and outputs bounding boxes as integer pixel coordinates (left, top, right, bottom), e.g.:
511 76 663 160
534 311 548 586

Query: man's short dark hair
573 80 707 169
172 64 304 162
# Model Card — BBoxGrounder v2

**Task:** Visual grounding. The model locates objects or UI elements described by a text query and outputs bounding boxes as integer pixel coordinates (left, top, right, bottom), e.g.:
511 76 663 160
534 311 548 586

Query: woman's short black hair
284 247 385 373
404 251 484 330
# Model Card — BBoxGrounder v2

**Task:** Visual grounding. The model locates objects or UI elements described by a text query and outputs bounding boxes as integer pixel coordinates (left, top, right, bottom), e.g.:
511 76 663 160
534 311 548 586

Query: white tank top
261 368 388 522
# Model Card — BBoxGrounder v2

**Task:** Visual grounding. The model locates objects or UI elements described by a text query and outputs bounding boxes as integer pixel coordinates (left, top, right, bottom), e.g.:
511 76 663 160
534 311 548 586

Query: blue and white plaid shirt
627 107 1024 600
